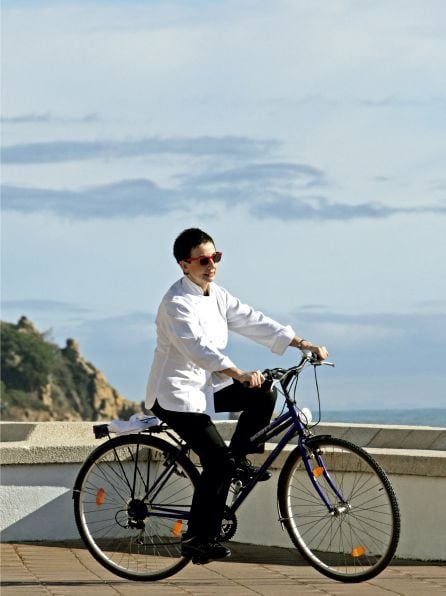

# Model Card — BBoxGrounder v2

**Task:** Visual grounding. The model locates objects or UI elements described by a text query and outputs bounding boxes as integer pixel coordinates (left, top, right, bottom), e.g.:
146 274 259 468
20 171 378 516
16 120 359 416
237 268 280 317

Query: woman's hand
311 345 329 360
290 337 329 360
237 370 265 388
220 366 265 388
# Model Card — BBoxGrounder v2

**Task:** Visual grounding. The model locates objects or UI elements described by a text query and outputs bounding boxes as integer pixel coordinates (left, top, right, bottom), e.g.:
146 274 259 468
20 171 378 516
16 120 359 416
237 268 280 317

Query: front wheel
278 437 400 582
73 434 199 581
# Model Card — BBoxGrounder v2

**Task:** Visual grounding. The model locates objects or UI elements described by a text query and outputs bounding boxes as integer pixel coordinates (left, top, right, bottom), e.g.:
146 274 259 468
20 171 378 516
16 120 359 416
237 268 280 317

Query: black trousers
151 381 276 541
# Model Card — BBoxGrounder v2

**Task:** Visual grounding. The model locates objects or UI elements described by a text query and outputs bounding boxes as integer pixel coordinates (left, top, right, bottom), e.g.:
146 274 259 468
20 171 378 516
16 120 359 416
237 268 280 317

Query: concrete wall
1 421 445 560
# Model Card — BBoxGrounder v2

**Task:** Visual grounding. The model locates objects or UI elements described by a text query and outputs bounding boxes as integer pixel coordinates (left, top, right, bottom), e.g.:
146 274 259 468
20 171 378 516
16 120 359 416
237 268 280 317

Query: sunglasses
185 251 223 267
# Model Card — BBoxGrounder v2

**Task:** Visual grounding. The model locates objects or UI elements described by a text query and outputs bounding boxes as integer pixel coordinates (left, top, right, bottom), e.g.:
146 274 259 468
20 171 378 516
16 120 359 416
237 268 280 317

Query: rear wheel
73 434 199 581
278 437 400 582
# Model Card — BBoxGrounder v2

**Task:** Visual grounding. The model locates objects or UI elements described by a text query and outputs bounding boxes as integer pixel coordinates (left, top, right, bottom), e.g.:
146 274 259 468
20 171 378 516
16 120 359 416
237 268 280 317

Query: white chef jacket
145 275 295 413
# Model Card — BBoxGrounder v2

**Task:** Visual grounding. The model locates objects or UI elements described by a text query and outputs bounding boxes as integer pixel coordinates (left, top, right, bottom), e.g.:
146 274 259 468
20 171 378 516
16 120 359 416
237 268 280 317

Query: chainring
219 507 237 541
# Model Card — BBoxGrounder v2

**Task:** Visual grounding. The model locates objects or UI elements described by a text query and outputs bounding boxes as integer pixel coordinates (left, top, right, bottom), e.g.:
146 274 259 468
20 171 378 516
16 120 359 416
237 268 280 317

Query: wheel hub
127 498 149 527
332 502 352 517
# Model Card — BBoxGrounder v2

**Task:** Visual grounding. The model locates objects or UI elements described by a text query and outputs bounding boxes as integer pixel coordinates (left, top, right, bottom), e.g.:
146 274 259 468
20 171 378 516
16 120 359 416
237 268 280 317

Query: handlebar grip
242 369 273 389
302 349 335 367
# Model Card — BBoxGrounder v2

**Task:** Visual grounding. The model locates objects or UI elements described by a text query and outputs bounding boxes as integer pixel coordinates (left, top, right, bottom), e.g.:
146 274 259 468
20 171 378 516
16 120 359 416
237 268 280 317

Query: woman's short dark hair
173 228 215 262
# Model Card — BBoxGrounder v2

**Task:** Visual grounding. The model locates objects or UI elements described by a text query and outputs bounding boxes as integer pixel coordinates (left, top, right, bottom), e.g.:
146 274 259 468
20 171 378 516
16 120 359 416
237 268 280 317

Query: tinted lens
198 252 222 266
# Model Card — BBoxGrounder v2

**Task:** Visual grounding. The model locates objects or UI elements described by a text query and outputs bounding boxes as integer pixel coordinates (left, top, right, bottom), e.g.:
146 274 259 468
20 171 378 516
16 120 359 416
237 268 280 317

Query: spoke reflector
352 546 366 558
172 519 183 537
96 488 105 506
312 466 324 478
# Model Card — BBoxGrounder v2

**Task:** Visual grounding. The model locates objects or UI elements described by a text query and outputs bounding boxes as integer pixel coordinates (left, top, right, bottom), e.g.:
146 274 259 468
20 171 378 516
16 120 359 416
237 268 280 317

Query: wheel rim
76 438 196 579
284 439 399 580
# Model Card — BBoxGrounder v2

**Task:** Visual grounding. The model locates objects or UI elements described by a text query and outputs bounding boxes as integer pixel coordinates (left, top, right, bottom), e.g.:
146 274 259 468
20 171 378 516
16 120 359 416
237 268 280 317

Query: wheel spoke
279 437 400 582
74 435 198 581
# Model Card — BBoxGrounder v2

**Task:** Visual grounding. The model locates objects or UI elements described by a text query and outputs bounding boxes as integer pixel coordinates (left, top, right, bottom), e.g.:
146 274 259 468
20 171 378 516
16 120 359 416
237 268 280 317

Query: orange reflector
96 488 105 506
351 546 366 558
313 466 324 478
172 520 183 537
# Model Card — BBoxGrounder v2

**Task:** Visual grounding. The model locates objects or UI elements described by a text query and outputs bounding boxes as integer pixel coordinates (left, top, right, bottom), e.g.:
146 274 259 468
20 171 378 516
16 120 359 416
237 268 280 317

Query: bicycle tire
278 436 400 582
73 433 200 581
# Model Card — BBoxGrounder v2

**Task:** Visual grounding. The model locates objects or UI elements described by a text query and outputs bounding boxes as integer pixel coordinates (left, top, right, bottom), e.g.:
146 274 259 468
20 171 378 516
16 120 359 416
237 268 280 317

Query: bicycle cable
291 361 322 429
311 363 322 428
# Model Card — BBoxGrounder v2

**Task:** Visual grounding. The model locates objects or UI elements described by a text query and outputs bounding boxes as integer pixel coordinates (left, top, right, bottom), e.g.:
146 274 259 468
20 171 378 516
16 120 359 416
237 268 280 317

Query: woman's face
181 241 219 291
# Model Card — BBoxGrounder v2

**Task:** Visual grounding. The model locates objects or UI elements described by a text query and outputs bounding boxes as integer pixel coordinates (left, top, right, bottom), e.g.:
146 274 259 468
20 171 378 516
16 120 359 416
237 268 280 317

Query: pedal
231 479 243 502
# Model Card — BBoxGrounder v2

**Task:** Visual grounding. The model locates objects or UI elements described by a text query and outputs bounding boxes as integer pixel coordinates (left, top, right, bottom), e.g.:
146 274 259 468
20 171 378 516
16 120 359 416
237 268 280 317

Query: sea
219 408 446 428
319 408 446 428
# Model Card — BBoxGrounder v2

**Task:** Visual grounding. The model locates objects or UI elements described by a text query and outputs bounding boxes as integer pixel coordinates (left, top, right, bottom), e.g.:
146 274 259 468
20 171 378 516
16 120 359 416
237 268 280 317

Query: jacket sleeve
224 290 295 355
161 297 235 372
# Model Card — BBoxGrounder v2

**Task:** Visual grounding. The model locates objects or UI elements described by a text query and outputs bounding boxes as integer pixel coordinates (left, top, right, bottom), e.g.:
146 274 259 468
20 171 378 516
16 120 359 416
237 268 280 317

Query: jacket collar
181 275 213 296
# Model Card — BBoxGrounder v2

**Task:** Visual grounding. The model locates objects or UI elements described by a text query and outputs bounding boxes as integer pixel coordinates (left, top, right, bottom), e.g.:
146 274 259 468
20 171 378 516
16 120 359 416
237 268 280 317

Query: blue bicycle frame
125 356 345 525
228 395 347 516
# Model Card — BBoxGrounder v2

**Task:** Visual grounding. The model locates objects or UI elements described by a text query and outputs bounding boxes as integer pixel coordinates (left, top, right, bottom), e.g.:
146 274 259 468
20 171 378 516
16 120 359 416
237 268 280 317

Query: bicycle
73 351 400 583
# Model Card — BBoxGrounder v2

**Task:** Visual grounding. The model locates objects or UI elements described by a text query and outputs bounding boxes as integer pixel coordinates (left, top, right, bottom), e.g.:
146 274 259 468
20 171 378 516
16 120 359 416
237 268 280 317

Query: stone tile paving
1 542 445 596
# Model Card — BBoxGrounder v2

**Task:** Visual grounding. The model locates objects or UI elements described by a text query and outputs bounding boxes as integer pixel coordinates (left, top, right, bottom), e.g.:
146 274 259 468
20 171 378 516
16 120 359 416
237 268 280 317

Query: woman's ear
179 260 189 274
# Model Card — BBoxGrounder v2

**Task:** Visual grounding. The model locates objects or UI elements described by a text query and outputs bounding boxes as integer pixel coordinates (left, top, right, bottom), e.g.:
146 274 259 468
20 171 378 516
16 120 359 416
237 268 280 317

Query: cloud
1 160 328 219
250 192 446 221
3 300 444 404
354 96 446 109
429 179 446 191
288 310 446 370
183 162 327 191
1 113 53 124
249 194 428 221
2 136 277 164
1 112 99 124
1 299 91 315
3 174 445 221
83 307 444 406
414 299 446 312
261 95 446 112
296 309 446 332
75 312 155 348
177 162 330 211
1 179 180 219
231 309 446 379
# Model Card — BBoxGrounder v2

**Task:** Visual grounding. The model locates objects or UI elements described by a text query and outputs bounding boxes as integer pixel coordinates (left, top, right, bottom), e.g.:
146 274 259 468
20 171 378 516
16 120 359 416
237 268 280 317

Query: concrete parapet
215 420 446 451
1 420 445 561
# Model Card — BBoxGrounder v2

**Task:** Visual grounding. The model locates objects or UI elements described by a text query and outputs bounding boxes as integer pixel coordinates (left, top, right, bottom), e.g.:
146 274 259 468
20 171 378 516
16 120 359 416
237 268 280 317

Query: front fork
300 436 348 515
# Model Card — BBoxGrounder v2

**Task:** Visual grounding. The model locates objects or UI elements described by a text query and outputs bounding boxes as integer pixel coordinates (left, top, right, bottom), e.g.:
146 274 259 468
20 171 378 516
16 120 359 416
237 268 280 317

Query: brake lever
301 349 335 367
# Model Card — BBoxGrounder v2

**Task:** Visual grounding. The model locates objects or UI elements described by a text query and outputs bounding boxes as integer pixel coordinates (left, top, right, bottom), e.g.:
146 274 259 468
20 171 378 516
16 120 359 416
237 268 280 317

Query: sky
1 0 445 413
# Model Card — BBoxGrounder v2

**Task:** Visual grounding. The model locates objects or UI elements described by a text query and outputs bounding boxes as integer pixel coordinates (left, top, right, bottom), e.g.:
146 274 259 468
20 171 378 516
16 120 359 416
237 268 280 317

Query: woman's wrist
291 337 329 360
291 337 311 350
220 366 244 382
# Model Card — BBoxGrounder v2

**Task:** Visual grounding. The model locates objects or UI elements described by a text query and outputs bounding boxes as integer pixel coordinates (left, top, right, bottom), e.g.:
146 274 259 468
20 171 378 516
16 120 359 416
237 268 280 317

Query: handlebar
267 351 334 378
242 351 334 389
300 349 335 367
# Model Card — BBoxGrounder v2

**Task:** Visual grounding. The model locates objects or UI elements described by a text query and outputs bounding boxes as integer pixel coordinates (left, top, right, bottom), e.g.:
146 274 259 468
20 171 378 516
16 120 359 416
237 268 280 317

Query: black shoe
181 537 231 564
234 456 271 482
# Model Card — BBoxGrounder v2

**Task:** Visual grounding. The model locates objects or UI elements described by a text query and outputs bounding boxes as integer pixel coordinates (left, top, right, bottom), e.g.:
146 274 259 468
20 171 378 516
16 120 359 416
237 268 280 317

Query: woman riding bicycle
145 227 328 563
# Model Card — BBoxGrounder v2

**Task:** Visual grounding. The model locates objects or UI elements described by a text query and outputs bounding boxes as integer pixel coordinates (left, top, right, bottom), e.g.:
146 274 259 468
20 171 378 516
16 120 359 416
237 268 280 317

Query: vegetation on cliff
0 316 141 421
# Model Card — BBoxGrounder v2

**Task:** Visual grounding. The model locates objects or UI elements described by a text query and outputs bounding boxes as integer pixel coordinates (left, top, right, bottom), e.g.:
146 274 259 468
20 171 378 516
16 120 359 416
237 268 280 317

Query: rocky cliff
0 316 141 422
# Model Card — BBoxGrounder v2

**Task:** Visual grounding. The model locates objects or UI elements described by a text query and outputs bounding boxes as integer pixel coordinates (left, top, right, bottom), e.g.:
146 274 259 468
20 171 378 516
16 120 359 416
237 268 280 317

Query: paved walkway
1 541 445 596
